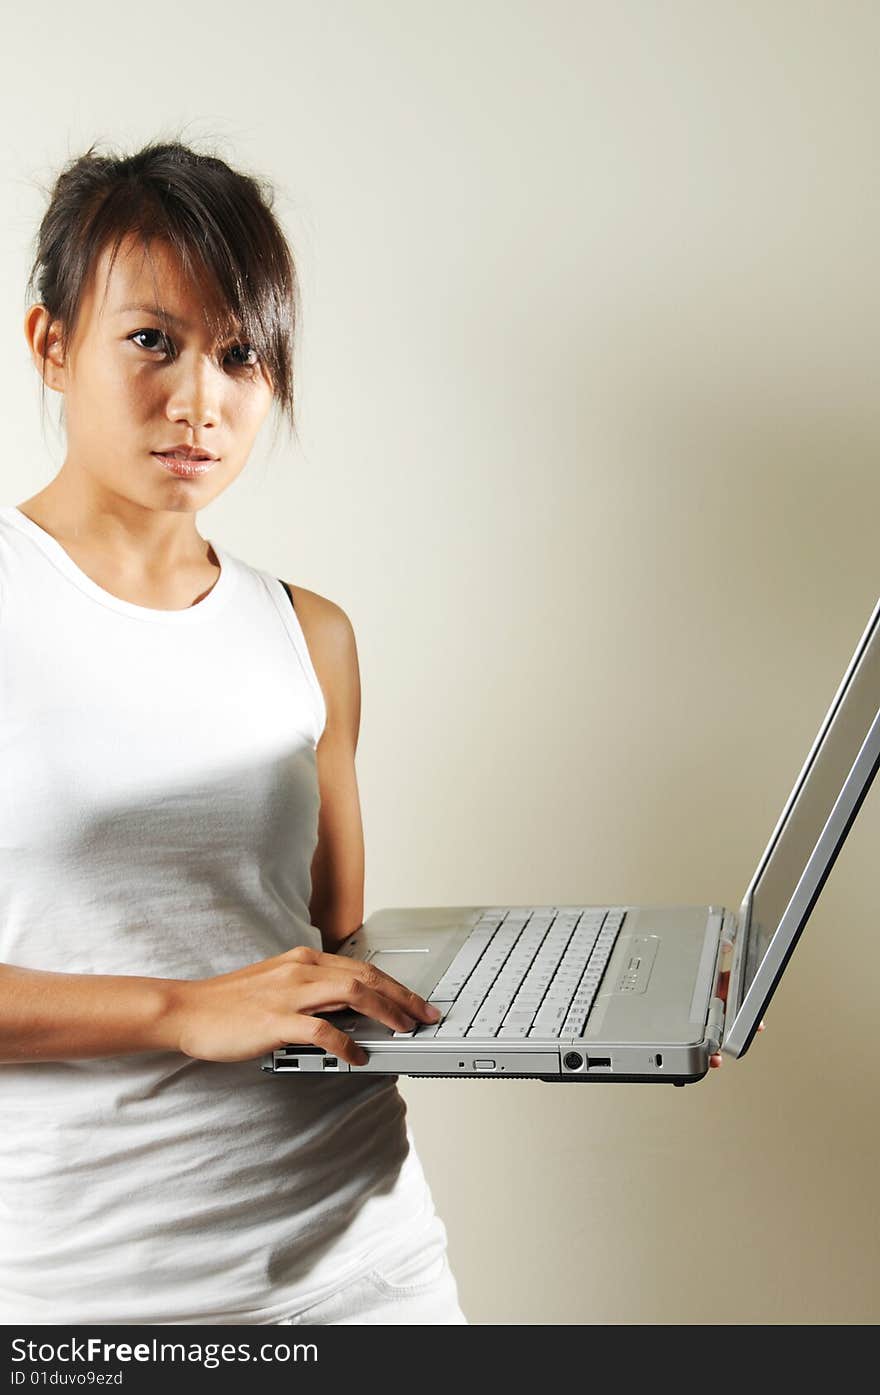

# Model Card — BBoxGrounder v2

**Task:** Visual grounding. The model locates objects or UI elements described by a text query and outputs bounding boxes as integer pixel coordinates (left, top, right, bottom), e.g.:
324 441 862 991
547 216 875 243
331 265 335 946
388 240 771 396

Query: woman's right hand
165 944 440 1067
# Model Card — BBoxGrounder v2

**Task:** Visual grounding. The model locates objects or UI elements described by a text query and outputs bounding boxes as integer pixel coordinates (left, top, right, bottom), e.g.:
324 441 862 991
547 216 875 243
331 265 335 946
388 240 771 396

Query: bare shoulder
282 585 360 740
285 585 355 654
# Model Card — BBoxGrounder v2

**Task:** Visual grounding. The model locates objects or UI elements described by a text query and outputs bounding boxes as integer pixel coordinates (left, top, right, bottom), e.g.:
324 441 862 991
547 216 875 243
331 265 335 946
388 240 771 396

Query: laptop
262 591 880 1086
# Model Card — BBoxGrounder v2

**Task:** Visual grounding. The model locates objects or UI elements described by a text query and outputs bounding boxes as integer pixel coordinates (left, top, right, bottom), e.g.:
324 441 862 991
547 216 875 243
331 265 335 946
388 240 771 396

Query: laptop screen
737 594 880 1030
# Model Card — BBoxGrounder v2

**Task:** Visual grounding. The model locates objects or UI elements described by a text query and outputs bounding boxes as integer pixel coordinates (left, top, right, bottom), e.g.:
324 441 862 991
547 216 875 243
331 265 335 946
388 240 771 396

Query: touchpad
367 949 433 994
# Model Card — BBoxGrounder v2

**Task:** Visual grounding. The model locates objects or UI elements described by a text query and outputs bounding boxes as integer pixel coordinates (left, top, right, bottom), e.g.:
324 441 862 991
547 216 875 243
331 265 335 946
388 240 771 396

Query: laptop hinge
703 906 740 1050
706 994 726 1052
690 908 724 1024
724 897 751 1040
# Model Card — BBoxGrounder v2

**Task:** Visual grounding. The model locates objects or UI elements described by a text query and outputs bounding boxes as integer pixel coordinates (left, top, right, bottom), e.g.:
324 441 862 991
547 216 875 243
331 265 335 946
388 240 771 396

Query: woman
0 137 466 1325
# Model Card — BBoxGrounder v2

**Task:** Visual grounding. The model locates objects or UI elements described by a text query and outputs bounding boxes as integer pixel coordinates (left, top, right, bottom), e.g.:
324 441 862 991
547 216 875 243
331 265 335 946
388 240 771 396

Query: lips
153 452 218 479
153 448 217 462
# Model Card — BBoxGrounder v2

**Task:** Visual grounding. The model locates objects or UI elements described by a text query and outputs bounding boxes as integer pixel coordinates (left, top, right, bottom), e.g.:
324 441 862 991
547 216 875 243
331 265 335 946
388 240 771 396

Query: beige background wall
2 1 878 1323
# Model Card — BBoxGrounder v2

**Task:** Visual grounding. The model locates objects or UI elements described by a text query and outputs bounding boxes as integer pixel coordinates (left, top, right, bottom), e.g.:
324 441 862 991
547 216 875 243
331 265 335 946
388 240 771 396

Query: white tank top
0 504 435 1325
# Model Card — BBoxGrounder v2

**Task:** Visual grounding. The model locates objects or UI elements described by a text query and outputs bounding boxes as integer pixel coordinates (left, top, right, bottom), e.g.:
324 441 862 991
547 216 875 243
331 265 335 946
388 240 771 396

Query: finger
709 1053 723 1068
290 971 424 1035
289 1013 369 1067
310 954 440 1022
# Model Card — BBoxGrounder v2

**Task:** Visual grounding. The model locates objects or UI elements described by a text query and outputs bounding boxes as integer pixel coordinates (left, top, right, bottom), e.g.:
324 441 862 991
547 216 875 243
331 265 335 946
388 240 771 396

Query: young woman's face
32 233 275 516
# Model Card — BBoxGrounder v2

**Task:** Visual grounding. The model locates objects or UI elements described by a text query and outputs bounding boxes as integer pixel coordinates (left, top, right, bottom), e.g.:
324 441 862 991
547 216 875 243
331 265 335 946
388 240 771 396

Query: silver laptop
262 592 880 1086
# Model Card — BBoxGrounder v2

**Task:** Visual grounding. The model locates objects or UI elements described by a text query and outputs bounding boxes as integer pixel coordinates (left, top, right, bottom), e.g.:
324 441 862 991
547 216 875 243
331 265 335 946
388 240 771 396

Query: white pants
278 1214 468 1325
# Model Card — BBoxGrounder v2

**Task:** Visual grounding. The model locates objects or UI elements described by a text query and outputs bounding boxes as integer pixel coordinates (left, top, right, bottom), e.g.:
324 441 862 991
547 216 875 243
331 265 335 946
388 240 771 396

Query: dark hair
25 135 301 450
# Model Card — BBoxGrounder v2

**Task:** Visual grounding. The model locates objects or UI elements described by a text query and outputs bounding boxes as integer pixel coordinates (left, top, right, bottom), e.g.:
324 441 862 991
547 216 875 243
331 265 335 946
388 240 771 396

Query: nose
163 352 223 434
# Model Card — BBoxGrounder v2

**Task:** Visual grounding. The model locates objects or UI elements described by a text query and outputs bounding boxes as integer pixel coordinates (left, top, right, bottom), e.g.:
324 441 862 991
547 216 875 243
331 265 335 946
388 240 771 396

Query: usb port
587 1056 611 1069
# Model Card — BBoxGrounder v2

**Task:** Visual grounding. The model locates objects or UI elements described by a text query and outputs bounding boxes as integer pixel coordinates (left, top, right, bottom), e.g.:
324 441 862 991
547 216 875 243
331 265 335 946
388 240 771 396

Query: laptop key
530 1004 567 1034
466 1005 508 1035
392 1000 454 1039
401 1021 440 1039
499 1008 536 1028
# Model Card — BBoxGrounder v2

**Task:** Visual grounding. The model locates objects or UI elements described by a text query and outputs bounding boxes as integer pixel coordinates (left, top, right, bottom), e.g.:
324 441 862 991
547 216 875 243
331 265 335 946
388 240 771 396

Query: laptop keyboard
392 906 626 1041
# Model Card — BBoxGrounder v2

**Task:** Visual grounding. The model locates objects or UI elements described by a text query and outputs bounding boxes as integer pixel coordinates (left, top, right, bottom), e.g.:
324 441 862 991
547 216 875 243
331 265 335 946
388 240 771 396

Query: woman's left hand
709 963 765 1068
709 1018 764 1069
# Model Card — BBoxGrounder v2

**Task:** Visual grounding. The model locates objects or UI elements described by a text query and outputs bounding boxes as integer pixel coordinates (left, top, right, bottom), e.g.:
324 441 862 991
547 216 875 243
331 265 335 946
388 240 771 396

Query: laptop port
322 1056 339 1069
563 1052 584 1070
587 1056 611 1069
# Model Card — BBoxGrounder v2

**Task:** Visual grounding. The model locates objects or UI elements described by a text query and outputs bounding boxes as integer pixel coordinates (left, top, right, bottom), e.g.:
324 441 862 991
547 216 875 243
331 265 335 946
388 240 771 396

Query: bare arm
0 946 439 1068
0 961 179 1064
290 586 366 952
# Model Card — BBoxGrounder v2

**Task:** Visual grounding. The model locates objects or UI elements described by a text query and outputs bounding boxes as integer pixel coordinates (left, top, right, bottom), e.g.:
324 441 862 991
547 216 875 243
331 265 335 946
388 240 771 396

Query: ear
24 304 67 393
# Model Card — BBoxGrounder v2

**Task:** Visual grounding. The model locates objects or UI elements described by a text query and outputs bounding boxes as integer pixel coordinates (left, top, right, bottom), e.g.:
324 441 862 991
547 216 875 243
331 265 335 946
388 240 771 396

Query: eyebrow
114 303 192 327
113 303 243 335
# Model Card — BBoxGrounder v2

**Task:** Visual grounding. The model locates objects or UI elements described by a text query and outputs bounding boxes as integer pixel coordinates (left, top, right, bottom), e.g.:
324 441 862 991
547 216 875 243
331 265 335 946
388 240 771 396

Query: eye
226 342 260 369
129 328 169 354
128 330 260 371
